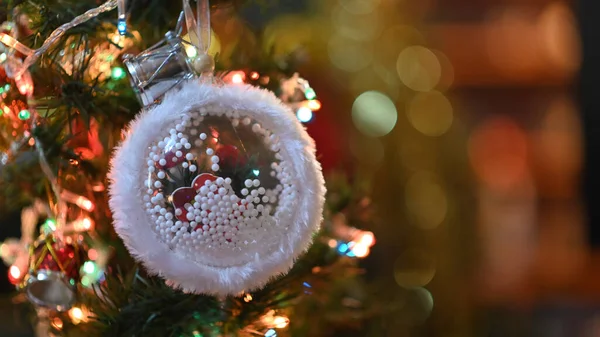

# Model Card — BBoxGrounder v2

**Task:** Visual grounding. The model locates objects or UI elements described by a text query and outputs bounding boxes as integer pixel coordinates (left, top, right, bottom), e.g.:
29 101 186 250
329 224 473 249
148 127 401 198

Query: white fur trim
108 81 325 296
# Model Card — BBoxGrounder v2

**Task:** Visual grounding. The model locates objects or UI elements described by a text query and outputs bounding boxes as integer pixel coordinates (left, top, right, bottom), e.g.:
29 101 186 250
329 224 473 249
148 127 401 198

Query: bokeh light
396 46 441 92
296 107 313 123
328 34 373 72
538 2 581 72
394 250 436 288
468 117 529 191
332 4 382 42
407 91 453 137
352 91 397 137
338 0 380 14
405 171 448 229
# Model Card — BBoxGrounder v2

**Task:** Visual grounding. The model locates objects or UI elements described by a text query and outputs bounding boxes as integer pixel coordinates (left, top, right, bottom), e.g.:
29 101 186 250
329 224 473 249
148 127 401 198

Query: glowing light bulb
69 307 85 323
83 261 96 274
231 72 244 84
2 105 9 115
9 265 20 281
273 316 289 329
117 19 127 36
17 109 30 120
44 219 57 232
304 87 316 100
82 218 93 230
358 231 375 247
0 53 6 62
351 243 370 258
78 197 95 211
250 72 260 80
307 100 322 111
111 67 126 80
244 293 253 302
296 107 313 123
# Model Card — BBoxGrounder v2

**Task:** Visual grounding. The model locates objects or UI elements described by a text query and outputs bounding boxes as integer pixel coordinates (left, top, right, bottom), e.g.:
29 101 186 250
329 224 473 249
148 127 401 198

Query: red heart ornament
171 173 218 221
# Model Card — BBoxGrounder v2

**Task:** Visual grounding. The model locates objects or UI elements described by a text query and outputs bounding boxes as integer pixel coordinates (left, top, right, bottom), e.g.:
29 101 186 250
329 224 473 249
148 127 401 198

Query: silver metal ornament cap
25 270 75 311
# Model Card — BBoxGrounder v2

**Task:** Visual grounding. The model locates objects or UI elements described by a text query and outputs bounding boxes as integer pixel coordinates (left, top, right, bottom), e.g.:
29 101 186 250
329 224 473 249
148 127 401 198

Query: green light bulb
83 261 97 274
4 84 10 91
111 67 126 80
18 109 31 120
304 87 316 100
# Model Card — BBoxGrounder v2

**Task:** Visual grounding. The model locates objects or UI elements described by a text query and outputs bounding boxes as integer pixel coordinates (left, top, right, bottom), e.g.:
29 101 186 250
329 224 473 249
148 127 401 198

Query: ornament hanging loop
182 0 214 75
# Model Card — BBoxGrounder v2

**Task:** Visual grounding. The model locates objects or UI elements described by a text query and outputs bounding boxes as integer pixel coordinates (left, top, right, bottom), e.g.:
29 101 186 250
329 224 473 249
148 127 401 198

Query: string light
111 66 126 80
273 316 289 329
8 265 21 284
60 190 95 211
304 87 316 100
244 293 253 302
43 218 57 232
250 71 260 80
51 317 63 330
17 109 30 120
296 107 313 123
231 72 245 84
307 100 322 111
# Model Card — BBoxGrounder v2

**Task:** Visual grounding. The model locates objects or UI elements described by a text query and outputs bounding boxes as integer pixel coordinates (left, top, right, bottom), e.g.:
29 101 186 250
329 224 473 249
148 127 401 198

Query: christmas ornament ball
109 80 325 295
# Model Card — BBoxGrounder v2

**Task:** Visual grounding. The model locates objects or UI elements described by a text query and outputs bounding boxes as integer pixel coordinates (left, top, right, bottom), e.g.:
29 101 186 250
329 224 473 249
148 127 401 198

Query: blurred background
0 0 595 336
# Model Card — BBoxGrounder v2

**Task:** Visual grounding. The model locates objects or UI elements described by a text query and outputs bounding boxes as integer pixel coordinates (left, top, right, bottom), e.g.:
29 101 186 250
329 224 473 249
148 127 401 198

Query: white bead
206 148 214 155
158 141 165 148
182 162 189 168
148 166 155 172
176 150 183 157
200 133 207 140
189 165 197 172
154 181 162 188
242 117 251 125
251 189 258 197
252 123 261 133
232 119 239 127
242 188 249 196
186 213 195 221
175 208 183 216
262 196 269 203
225 177 232 185
211 164 220 171
218 187 227 195
244 179 253 188
200 186 209 194
258 187 265 194
253 197 261 204
159 159 167 166
253 179 260 187
185 142 192 149
211 156 219 164
175 143 183 150
177 132 184 139
157 171 166 179
216 177 224 185
186 153 194 161
147 159 154 166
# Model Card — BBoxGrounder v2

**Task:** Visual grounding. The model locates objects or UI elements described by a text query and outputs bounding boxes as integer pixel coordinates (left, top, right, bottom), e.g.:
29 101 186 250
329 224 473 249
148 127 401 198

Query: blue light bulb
117 19 127 36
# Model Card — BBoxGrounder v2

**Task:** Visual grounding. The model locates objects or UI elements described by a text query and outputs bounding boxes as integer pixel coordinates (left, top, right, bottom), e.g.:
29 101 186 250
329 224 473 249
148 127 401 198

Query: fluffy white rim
108 80 326 296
